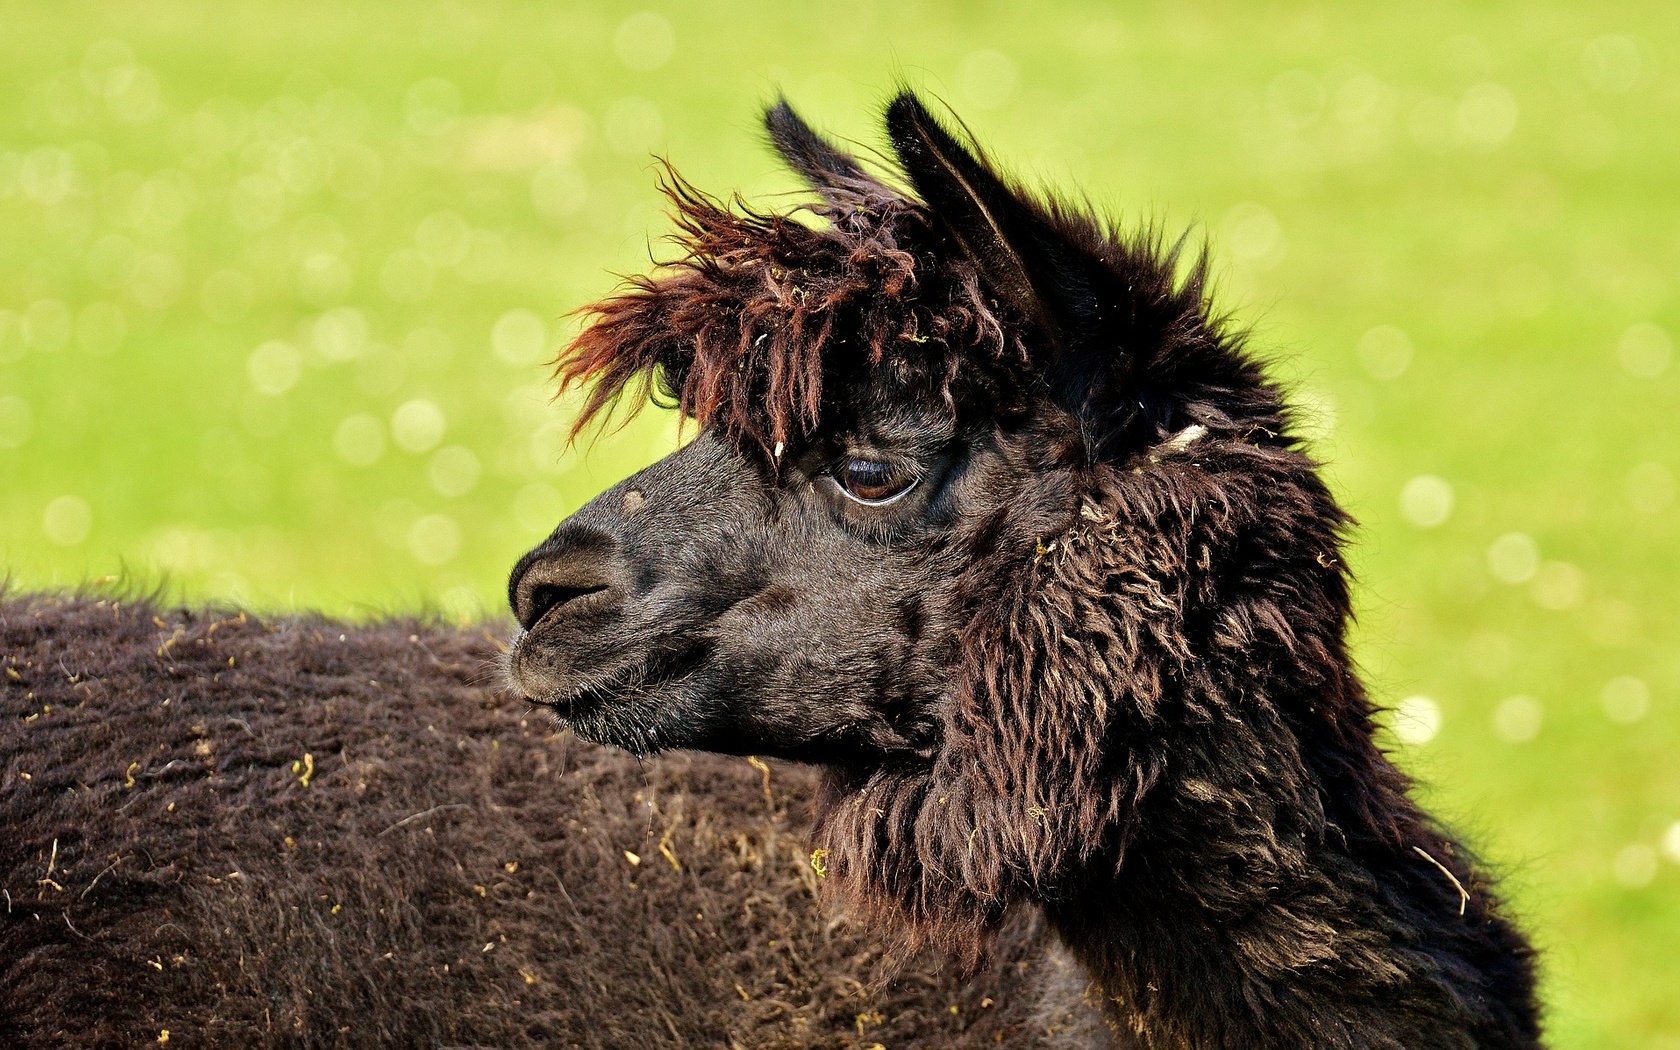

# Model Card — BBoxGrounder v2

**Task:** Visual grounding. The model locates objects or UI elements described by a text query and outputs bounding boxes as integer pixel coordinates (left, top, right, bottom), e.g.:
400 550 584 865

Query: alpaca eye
835 456 919 505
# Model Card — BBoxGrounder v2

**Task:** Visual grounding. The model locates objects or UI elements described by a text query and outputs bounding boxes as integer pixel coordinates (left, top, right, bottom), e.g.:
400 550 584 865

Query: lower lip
537 664 643 719
512 639 697 718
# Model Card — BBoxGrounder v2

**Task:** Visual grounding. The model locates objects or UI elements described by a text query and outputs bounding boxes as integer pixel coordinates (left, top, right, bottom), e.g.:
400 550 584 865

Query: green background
2 2 1675 1044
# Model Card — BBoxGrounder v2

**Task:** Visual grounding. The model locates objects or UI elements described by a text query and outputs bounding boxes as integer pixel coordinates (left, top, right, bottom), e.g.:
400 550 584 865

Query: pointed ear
765 97 892 208
884 92 1104 348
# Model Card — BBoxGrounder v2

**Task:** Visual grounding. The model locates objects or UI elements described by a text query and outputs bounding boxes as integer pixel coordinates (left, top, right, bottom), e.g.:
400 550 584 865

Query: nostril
510 526 626 630
526 582 610 628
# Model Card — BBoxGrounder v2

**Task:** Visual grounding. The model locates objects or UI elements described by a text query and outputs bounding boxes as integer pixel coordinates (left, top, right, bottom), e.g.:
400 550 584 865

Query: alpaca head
508 92 1350 957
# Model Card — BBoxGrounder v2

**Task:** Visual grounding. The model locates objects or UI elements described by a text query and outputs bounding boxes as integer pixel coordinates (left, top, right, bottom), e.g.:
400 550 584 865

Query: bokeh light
1491 694 1543 743
1398 475 1454 528
1392 695 1443 746
42 495 93 546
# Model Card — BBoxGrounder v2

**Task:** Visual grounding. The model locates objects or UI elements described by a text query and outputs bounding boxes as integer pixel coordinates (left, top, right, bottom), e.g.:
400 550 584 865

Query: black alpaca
506 92 1543 1048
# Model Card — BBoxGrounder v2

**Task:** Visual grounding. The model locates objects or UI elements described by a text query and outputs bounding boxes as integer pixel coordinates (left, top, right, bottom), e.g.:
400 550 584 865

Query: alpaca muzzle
506 526 635 706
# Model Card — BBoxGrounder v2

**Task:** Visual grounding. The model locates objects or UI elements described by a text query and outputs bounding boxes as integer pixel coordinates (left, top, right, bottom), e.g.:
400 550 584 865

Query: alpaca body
0 593 1086 1048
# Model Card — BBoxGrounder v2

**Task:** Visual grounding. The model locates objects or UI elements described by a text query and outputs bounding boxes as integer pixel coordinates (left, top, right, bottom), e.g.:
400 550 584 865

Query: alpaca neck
1034 730 1540 1050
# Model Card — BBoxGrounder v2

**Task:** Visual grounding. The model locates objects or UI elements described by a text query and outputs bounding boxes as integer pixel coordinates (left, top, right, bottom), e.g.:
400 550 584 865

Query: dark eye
834 456 920 505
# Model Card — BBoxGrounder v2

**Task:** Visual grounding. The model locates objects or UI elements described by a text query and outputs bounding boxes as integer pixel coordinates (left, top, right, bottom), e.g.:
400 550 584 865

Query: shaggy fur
558 167 1024 455
0 591 1100 1048
507 93 1543 1048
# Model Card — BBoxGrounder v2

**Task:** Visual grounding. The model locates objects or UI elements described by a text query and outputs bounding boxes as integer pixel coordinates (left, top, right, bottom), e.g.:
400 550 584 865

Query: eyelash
832 456 921 506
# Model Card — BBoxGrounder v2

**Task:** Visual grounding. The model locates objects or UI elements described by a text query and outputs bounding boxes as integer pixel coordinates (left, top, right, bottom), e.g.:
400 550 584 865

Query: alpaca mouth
519 643 703 724
537 661 651 719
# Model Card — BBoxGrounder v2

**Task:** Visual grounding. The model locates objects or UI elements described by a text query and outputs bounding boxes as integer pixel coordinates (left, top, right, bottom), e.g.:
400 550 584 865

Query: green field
2 2 1675 1043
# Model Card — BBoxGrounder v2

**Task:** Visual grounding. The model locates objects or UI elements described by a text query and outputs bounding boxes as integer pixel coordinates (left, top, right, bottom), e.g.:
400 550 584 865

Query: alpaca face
506 367 1055 763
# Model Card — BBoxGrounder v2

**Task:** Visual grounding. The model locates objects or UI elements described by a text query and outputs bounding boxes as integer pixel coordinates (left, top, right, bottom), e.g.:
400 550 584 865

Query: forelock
553 167 1023 452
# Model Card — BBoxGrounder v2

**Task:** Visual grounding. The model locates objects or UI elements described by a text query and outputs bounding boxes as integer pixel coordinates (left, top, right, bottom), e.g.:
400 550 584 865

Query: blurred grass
2 1 1676 1045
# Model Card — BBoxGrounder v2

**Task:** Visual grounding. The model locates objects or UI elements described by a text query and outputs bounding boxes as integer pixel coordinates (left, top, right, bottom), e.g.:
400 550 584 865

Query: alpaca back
0 593 1076 1048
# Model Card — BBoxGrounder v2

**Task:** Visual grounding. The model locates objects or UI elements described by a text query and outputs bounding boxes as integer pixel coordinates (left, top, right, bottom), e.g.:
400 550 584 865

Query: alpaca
0 591 1095 1047
505 92 1543 1048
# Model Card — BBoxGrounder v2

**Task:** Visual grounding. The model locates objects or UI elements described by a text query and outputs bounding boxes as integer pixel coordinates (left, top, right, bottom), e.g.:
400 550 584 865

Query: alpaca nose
509 530 624 631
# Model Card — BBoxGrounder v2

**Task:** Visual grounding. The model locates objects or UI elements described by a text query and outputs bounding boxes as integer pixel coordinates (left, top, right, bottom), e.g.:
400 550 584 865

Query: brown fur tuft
554 166 1021 452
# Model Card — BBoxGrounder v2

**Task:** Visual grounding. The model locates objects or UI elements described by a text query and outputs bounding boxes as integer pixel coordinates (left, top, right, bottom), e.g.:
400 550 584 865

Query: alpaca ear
884 92 1107 347
886 93 1132 454
765 98 890 208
